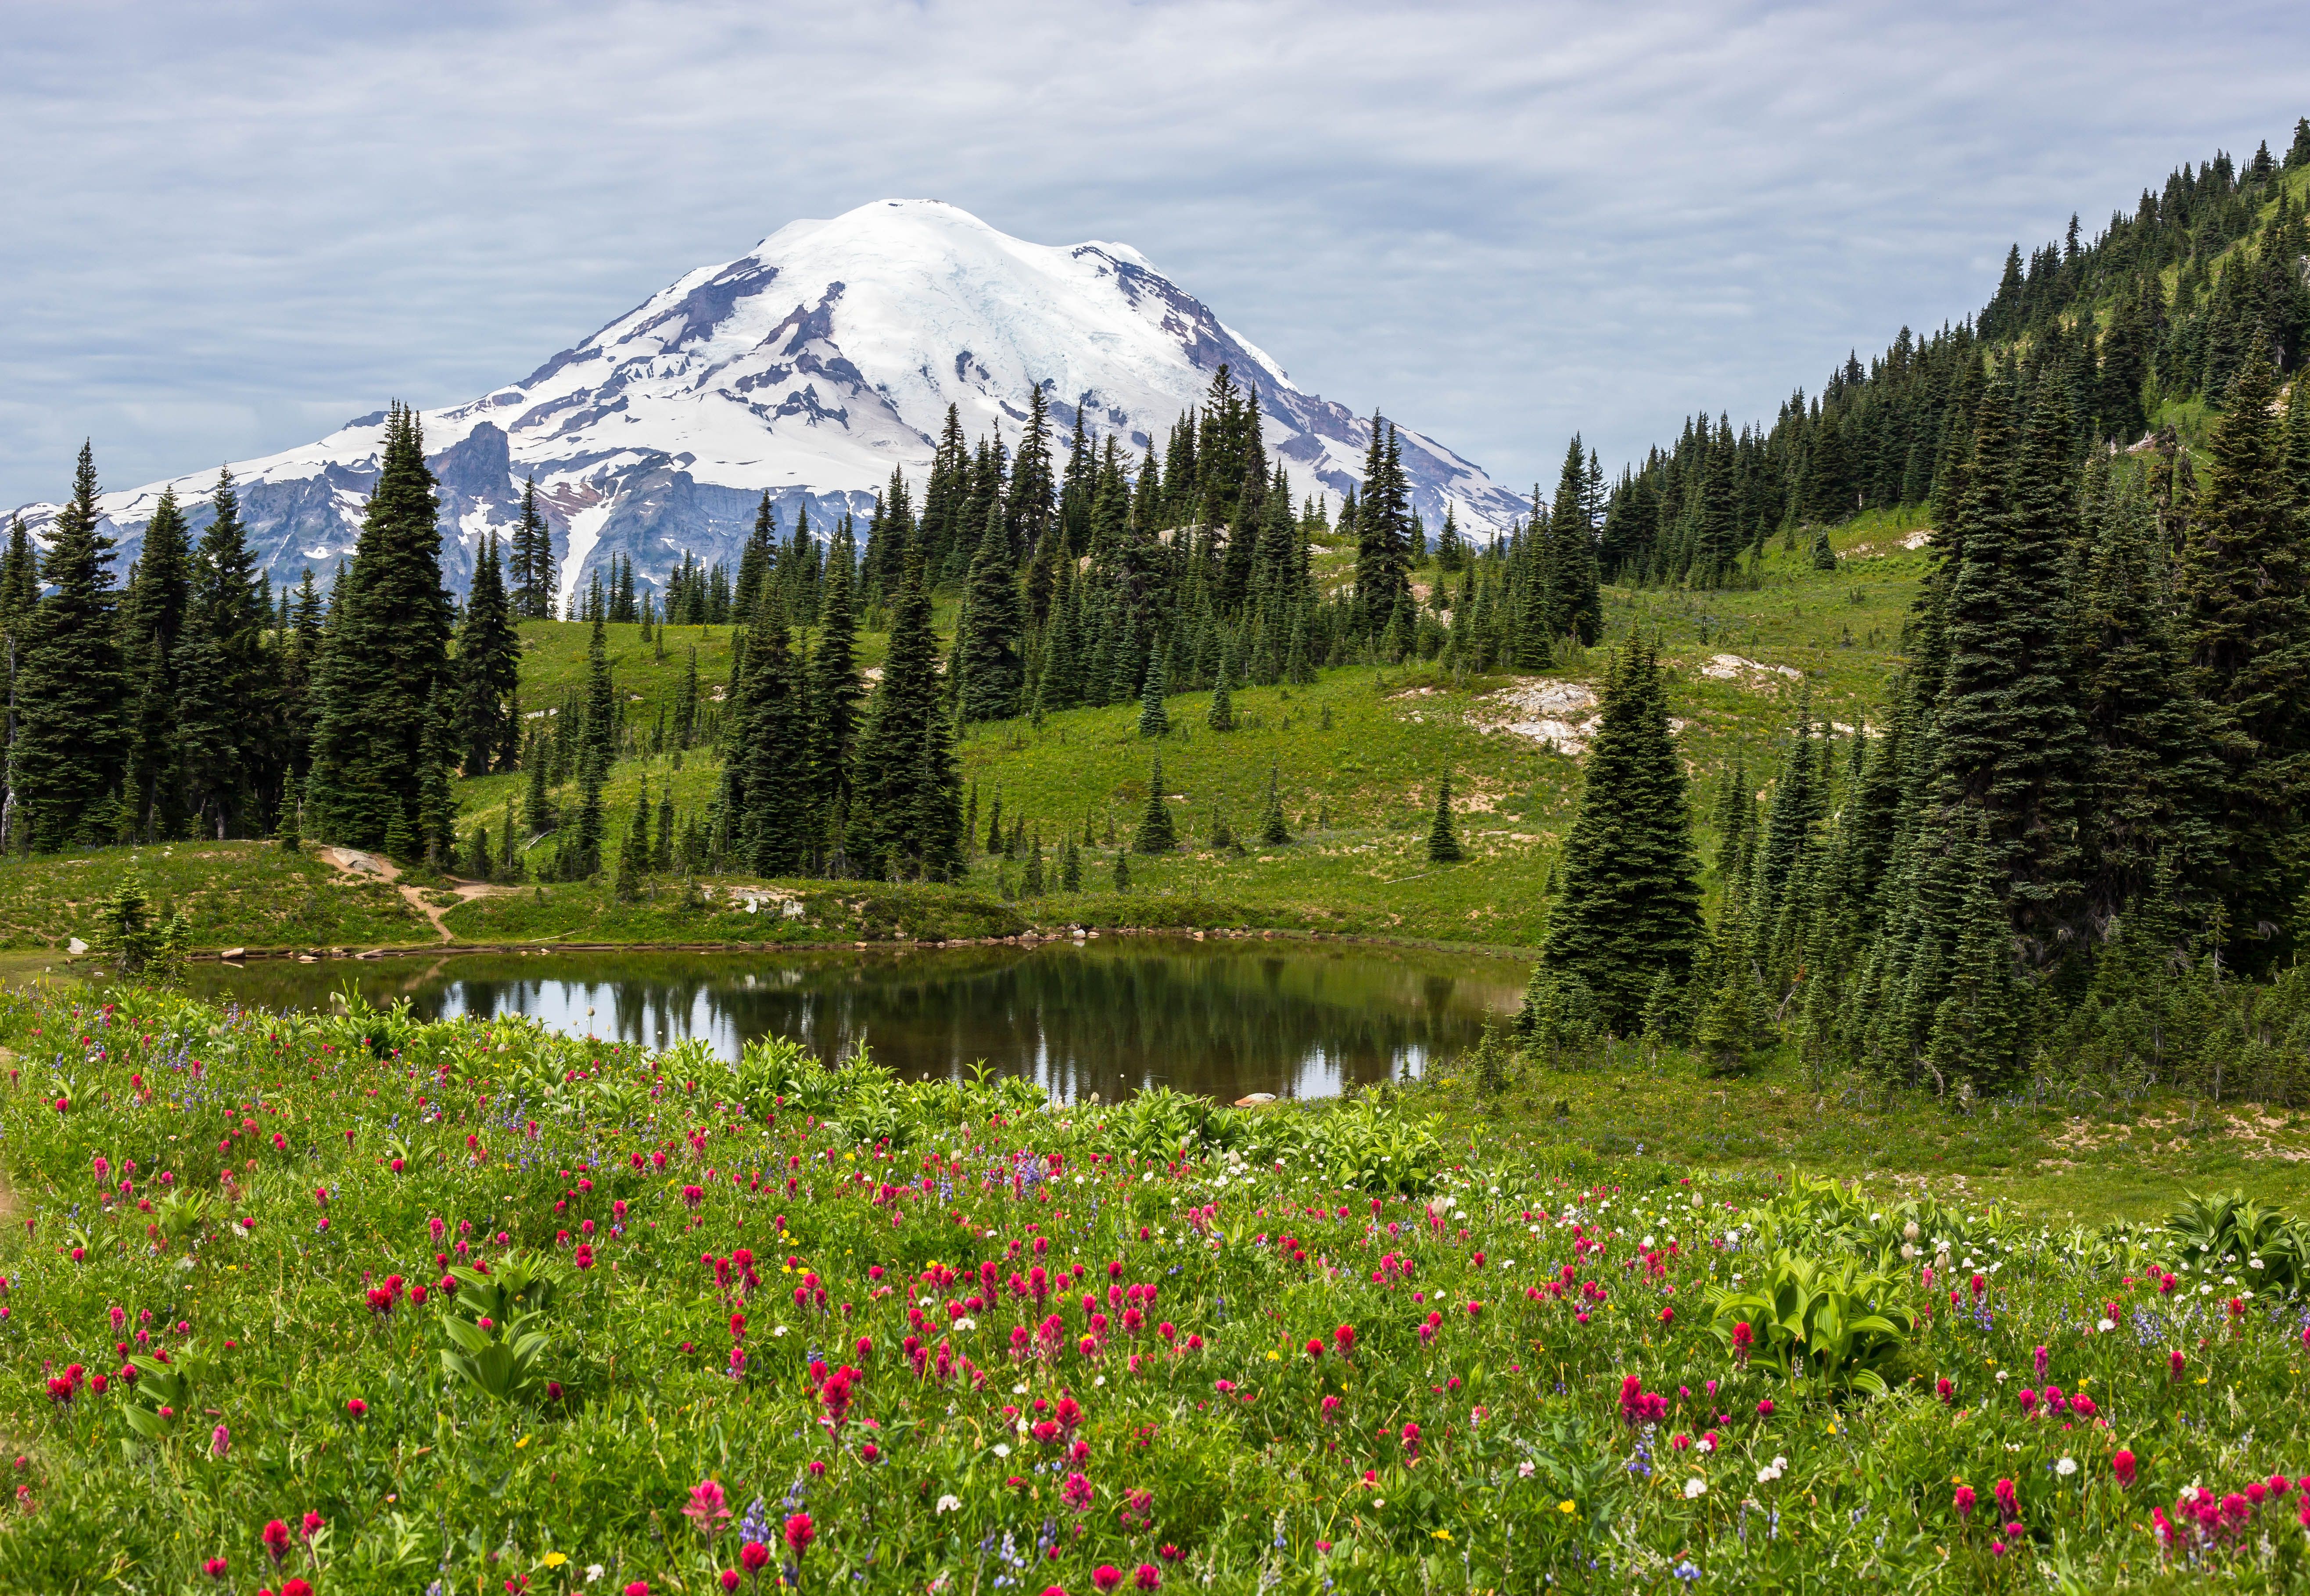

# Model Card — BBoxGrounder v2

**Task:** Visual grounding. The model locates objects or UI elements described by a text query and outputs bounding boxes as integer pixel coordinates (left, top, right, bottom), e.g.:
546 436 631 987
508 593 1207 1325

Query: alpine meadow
3 115 2310 1594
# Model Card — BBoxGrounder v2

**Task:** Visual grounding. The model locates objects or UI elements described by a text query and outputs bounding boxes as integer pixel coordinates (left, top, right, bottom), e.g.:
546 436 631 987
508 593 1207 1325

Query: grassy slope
0 842 424 952
458 512 1930 946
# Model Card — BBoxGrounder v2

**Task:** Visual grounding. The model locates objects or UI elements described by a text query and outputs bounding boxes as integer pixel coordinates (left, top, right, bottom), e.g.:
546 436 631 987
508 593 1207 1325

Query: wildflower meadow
2 984 2307 1592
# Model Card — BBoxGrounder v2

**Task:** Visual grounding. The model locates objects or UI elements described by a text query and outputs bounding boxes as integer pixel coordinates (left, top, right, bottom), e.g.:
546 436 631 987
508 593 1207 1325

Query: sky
4 0 2306 512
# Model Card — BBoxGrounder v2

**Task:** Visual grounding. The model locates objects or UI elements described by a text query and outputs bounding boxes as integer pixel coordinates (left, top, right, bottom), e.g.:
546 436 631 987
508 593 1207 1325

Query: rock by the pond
67 938 89 955
1233 1092 1277 1108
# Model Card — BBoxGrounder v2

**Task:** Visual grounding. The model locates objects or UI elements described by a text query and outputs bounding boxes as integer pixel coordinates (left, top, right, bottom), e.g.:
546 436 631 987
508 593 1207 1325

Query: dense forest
2 120 2306 1099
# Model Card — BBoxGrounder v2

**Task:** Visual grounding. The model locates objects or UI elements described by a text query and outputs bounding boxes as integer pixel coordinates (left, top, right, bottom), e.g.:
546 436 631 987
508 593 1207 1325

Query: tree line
1525 347 2310 1101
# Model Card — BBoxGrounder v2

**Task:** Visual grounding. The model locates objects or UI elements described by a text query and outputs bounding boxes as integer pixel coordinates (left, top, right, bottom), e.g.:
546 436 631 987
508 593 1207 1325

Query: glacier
9 200 1529 599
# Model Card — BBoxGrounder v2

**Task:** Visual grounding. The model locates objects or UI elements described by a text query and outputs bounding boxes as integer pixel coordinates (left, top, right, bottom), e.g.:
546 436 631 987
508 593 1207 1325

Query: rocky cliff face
13 200 1526 601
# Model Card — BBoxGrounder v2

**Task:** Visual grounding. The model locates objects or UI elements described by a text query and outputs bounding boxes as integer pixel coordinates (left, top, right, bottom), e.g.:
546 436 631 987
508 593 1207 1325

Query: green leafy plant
439 1255 563 1403
1704 1251 1916 1396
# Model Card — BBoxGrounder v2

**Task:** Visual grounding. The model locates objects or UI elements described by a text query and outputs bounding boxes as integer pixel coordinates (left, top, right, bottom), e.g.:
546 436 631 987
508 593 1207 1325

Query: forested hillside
2 121 2307 1101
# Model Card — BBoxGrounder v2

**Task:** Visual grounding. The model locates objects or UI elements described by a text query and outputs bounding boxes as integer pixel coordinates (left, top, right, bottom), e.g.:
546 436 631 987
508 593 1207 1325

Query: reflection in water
186 937 1530 1102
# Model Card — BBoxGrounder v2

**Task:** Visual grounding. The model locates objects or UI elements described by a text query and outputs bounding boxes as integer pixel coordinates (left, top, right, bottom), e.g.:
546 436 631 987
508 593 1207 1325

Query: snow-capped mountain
11 200 1527 606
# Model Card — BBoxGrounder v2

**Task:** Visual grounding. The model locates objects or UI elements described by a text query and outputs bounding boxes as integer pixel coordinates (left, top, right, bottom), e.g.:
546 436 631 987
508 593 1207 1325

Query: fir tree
1259 762 1291 846
512 476 555 619
14 442 126 850
118 484 190 840
2178 350 2310 969
1137 651 1169 737
615 773 651 899
1205 645 1235 731
1112 849 1130 891
957 500 1024 723
305 404 453 849
570 615 613 874
737 600 809 878
178 467 275 840
1133 754 1177 854
1534 638 1704 1027
851 549 962 878
1061 835 1081 892
456 532 520 776
1425 772 1464 862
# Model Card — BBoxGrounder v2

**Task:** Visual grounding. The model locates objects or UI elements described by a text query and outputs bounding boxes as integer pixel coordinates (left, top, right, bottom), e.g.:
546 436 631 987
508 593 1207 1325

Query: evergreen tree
1353 418 1412 636
570 615 613 874
957 501 1024 722
733 494 775 623
615 773 651 899
736 599 809 878
456 532 520 776
1426 772 1464 862
1259 762 1291 845
178 467 275 840
1933 381 2087 942
14 442 126 850
1533 639 1704 1027
305 404 453 849
1549 436 1603 644
851 549 962 878
1133 754 1177 854
1205 644 1235 730
2178 351 2310 969
808 528 862 862
118 484 191 840
1112 849 1130 891
511 476 555 619
1137 650 1169 737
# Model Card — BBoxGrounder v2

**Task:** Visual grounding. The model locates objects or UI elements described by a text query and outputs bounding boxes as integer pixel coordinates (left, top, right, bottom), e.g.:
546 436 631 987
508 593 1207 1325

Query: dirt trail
312 845 509 944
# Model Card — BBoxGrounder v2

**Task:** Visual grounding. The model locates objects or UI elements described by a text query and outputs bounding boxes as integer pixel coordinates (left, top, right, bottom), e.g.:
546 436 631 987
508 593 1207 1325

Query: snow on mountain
10 200 1528 603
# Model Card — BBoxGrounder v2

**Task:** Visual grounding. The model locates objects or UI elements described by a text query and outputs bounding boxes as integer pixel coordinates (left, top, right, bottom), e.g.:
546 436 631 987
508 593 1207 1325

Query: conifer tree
808 528 862 848
1933 381 2087 940
569 614 613 874
305 404 453 849
737 600 808 878
1549 436 1603 644
1533 638 1704 1027
178 467 275 839
1694 922 1770 1074
1112 849 1130 891
118 484 190 840
1205 643 1235 730
1353 418 1411 636
1133 754 1177 854
957 501 1024 723
1426 772 1464 862
2178 350 2309 968
511 476 554 619
615 773 651 899
733 494 775 623
1259 762 1291 845
851 548 962 878
456 532 520 776
14 442 126 850
1061 835 1081 891
1137 651 1169 737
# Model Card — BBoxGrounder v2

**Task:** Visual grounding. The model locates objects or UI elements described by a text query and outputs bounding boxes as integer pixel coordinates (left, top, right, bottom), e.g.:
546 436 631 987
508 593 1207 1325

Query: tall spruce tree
511 476 554 619
957 500 1024 723
305 404 453 849
1133 753 1177 854
118 484 191 840
1426 772 1464 862
2178 351 2310 968
1533 638 1704 1027
14 443 126 850
178 468 276 839
456 532 521 777
850 549 961 878
809 527 862 869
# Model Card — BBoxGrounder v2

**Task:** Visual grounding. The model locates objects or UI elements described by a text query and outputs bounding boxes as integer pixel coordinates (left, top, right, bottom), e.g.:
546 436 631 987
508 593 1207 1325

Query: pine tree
1259 762 1291 846
1549 436 1603 644
1534 639 1704 1027
14 442 126 850
456 532 520 776
1061 835 1081 891
1425 772 1464 862
1205 643 1235 730
1112 849 1130 891
1353 418 1411 636
1137 648 1170 737
615 773 651 899
1694 922 1771 1074
2178 350 2310 969
957 500 1024 723
178 467 275 839
1934 380 2087 941
1133 754 1177 854
305 404 453 849
512 476 555 619
851 548 962 878
737 600 808 878
733 495 775 623
570 614 613 875
118 484 190 840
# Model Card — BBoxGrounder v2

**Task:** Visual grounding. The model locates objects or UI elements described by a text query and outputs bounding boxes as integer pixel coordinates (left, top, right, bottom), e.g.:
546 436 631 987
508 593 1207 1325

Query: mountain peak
13 205 1524 605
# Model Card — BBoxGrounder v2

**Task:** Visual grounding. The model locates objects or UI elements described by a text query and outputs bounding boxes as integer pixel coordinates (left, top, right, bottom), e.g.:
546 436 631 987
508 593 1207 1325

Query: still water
183 936 1530 1103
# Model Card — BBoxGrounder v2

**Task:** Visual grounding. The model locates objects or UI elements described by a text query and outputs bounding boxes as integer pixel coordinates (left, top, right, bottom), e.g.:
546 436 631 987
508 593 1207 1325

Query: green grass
440 876 1031 945
0 842 425 952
